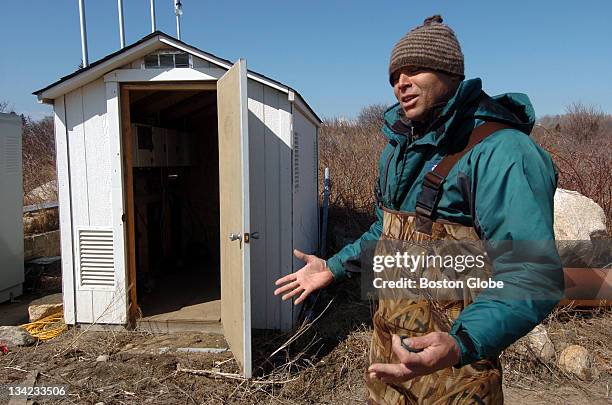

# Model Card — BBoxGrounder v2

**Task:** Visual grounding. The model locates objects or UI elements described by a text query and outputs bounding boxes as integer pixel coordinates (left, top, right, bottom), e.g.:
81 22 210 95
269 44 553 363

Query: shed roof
33 31 321 123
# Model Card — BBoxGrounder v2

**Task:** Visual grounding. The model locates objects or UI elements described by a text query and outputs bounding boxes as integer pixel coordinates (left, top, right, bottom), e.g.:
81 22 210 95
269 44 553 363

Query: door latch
243 232 259 243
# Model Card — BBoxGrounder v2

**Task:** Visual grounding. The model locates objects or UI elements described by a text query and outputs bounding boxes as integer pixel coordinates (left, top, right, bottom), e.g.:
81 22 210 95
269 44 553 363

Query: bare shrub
533 104 612 235
0 100 14 113
21 115 57 205
561 102 605 142
318 105 388 252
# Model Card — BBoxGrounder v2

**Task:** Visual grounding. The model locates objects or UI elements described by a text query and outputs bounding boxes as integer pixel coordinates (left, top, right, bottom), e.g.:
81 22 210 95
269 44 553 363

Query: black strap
415 121 512 234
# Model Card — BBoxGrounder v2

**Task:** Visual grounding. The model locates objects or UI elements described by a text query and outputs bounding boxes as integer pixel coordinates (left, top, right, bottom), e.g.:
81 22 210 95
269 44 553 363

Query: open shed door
217 59 252 378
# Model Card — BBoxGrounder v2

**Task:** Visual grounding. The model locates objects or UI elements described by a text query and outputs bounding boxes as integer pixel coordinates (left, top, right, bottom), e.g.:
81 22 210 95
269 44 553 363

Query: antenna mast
117 0 125 48
150 0 157 32
174 0 183 40
78 0 89 67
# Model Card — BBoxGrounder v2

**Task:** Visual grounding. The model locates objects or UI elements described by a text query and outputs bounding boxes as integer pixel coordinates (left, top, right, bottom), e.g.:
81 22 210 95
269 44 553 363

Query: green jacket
327 78 564 365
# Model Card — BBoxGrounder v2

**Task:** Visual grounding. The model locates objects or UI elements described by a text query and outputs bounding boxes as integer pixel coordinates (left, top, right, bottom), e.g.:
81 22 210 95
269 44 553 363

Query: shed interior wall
127 88 221 330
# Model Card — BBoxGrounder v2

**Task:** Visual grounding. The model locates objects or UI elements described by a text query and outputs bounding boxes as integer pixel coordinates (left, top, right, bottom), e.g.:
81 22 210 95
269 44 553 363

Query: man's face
392 67 457 121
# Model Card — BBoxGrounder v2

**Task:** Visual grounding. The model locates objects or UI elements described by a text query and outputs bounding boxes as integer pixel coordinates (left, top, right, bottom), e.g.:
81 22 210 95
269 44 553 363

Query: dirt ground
1 280 611 404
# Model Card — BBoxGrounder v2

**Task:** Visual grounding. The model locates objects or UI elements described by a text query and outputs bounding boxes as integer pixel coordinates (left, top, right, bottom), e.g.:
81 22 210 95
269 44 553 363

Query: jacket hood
382 78 535 143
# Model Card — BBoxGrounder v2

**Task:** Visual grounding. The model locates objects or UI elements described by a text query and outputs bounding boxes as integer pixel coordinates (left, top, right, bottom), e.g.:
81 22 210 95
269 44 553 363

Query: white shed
34 31 321 377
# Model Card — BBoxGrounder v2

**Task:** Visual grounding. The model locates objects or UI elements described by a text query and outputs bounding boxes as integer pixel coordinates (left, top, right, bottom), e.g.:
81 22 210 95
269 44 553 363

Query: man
275 15 563 404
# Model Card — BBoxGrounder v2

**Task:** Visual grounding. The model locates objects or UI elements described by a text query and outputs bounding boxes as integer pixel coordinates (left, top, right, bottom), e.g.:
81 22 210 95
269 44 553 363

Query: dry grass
318 105 387 254
0 277 374 404
502 305 612 401
3 293 610 403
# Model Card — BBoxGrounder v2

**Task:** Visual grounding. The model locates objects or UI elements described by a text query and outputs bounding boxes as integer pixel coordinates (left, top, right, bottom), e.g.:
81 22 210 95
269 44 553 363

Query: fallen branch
176 363 300 385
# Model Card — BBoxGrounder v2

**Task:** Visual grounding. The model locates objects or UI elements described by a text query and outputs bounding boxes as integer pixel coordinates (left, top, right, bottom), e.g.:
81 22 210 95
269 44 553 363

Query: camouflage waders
366 122 510 404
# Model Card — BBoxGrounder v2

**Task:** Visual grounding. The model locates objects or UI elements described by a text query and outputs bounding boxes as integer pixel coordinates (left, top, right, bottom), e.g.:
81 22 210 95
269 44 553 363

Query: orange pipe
560 267 612 307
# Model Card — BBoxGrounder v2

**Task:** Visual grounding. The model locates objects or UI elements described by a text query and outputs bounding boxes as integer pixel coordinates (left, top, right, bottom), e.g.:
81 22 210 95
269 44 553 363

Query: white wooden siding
65 78 126 324
292 108 319 277
247 80 294 330
54 96 76 324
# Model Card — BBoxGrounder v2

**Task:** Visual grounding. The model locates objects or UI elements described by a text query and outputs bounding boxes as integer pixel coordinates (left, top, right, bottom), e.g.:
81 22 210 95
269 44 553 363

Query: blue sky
1 1 611 120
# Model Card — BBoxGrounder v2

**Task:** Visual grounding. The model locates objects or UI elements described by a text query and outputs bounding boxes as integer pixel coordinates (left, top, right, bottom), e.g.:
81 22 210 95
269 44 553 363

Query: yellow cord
20 308 67 341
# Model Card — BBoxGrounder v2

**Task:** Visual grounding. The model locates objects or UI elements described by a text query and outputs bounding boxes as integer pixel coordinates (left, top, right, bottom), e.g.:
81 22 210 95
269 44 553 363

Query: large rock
525 324 555 362
558 344 590 379
25 180 57 204
554 189 609 267
554 188 607 240
28 293 63 322
0 326 36 347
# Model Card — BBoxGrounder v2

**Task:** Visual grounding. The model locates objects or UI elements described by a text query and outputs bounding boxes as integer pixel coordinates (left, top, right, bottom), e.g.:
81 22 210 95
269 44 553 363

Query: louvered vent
144 51 191 69
4 134 19 174
293 131 300 190
78 228 115 287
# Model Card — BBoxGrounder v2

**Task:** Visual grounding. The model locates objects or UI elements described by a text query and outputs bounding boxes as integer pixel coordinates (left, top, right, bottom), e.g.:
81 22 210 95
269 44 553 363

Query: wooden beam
132 90 199 116
120 86 139 327
129 89 157 103
161 91 216 122
122 82 216 91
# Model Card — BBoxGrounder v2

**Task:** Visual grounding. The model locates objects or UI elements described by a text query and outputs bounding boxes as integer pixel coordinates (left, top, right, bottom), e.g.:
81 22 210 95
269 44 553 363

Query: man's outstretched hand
368 333 461 383
274 249 334 304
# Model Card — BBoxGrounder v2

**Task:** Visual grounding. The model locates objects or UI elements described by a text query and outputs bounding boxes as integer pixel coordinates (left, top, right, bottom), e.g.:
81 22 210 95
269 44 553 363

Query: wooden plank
263 86 282 330
104 68 221 83
246 80 268 329
65 87 94 323
218 60 251 378
75 290 94 323
119 86 138 326
278 96 294 331
53 95 76 324
78 80 128 325
120 82 216 91
290 109 320 326
82 78 112 227
108 81 129 325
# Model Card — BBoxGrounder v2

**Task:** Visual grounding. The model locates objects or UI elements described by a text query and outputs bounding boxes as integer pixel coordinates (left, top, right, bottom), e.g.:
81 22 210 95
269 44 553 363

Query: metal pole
78 0 89 67
174 0 182 40
320 167 331 258
117 0 125 48
150 0 156 32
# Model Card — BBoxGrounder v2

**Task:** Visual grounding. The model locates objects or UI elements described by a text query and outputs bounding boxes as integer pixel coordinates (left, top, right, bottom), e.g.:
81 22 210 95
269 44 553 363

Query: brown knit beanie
389 15 464 85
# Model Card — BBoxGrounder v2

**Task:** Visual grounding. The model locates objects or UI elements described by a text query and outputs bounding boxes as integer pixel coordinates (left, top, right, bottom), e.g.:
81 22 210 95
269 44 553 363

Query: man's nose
397 74 411 87
398 79 411 94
